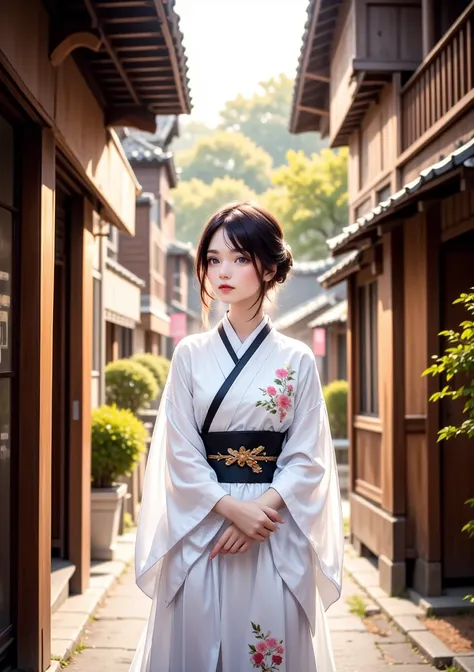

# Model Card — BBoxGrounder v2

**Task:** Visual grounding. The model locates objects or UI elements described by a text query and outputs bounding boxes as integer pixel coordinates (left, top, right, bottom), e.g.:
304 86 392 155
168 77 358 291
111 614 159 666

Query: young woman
130 202 343 672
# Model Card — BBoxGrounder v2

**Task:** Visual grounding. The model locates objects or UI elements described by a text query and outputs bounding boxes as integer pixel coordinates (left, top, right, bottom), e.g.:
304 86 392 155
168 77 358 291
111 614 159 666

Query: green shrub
105 359 158 413
324 379 348 439
131 353 170 392
91 404 148 488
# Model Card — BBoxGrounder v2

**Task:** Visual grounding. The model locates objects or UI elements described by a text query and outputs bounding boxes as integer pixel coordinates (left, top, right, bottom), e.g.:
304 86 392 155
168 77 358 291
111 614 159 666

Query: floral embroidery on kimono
256 365 296 422
249 622 284 670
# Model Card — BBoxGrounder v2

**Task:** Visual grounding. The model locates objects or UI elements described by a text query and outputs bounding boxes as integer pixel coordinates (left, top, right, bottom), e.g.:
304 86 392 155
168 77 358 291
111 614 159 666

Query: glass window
0 117 14 208
0 378 11 634
359 282 379 415
92 277 101 372
0 210 12 374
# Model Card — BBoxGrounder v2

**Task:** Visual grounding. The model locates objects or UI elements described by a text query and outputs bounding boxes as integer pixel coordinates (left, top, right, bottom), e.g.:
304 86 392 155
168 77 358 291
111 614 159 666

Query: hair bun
275 241 293 283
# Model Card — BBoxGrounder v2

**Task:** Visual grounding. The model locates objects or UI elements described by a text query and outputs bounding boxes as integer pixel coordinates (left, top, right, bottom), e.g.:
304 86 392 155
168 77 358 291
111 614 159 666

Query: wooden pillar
347 276 356 494
18 127 55 671
377 230 406 593
404 209 442 595
68 198 93 594
422 0 436 57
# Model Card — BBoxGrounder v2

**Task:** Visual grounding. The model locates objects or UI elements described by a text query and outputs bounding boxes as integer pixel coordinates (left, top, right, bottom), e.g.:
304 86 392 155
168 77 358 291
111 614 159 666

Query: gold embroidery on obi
207 445 277 474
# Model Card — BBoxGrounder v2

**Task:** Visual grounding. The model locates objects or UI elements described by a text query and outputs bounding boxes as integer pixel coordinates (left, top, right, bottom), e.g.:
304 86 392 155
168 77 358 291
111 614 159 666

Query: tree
177 131 273 193
219 74 327 167
424 288 474 585
171 120 212 153
173 176 259 246
262 148 348 259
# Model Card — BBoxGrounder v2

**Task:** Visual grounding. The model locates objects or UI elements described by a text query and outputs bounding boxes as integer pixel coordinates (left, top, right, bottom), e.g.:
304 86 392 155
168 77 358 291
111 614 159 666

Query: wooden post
18 127 55 671
379 230 405 515
68 197 93 594
422 0 436 57
347 276 356 494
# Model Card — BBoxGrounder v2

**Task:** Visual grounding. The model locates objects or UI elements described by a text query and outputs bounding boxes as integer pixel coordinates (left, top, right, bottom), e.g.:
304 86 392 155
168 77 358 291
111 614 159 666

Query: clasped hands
210 494 284 560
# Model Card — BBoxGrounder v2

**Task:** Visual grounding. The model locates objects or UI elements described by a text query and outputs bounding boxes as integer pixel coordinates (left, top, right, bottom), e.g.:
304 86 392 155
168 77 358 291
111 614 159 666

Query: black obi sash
200 321 286 484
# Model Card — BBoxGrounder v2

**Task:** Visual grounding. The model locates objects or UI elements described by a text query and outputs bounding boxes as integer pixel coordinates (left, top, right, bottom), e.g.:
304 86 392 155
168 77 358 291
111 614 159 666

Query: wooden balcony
400 1 474 156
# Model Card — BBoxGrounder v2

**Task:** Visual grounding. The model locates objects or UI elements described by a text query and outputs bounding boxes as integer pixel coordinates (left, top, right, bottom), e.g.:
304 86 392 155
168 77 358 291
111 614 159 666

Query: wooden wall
0 0 137 233
104 269 141 323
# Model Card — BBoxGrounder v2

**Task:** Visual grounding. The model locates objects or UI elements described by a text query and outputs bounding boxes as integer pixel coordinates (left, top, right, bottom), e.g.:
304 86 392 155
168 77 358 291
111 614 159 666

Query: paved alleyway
69 562 437 671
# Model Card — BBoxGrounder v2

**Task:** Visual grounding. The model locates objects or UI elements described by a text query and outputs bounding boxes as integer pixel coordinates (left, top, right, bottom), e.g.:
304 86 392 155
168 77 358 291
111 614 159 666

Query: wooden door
51 185 70 558
440 227 474 582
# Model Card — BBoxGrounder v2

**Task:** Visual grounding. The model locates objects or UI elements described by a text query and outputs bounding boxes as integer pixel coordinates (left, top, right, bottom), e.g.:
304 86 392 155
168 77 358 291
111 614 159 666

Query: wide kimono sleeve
270 349 344 611
135 338 228 598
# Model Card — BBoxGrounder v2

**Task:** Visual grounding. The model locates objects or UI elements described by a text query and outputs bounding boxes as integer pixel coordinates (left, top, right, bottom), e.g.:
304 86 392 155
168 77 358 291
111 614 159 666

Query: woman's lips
219 285 234 293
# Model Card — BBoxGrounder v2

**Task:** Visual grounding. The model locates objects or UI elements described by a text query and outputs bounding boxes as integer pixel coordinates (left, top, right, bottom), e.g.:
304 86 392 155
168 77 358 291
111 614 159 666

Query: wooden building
291 0 474 597
0 0 190 669
120 122 200 356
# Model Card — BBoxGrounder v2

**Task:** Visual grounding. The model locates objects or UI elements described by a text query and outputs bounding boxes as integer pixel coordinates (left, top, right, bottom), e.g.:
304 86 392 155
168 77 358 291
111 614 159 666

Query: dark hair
195 201 293 323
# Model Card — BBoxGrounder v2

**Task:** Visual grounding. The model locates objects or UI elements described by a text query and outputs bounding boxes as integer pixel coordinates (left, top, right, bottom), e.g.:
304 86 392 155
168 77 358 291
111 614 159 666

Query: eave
290 0 343 135
47 0 191 134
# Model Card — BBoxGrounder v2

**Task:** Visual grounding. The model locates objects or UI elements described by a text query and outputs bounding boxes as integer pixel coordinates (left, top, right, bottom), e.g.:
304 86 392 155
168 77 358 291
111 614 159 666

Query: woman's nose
219 262 231 278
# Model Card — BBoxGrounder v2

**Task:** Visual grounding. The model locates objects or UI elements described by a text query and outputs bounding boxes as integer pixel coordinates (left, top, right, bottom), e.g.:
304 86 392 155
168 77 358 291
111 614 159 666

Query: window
92 277 101 372
359 282 378 415
377 184 392 204
173 257 181 303
118 326 133 359
107 225 118 261
0 113 16 661
337 332 347 380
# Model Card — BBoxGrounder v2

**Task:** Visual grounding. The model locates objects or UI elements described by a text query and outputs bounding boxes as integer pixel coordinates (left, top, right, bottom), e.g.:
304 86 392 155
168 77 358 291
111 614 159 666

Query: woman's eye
236 256 249 264
207 257 219 265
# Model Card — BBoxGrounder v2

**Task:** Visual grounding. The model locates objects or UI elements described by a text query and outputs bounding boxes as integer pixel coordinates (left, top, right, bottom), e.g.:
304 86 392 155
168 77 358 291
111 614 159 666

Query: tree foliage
262 148 348 259
173 176 259 246
177 131 273 193
423 289 474 577
219 74 327 167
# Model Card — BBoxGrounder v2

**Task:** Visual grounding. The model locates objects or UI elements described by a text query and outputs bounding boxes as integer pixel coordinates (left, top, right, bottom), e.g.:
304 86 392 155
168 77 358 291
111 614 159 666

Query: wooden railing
401 2 474 153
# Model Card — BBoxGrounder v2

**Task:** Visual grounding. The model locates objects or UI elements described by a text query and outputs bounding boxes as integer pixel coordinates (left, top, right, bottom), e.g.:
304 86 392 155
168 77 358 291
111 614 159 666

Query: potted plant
105 358 158 414
90 404 148 560
131 353 170 406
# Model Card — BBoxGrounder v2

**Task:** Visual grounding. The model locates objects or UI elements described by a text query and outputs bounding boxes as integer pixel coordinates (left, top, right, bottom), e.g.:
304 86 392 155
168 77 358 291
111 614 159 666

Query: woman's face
206 226 271 306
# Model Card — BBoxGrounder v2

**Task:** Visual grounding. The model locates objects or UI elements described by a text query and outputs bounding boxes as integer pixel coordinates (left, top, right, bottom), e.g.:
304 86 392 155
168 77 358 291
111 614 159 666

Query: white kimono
131 314 343 672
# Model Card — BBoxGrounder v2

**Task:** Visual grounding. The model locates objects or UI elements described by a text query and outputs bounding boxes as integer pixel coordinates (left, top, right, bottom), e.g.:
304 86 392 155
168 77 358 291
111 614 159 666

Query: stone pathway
69 563 438 671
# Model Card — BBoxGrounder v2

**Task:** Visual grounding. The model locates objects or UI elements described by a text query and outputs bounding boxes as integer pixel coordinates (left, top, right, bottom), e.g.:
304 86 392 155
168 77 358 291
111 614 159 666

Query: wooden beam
105 106 156 133
297 104 329 116
305 71 330 83
68 199 93 594
50 31 102 67
18 127 55 671
153 0 190 114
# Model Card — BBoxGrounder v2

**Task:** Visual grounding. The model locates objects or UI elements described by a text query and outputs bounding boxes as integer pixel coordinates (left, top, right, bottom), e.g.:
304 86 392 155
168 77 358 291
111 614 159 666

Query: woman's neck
227 303 265 342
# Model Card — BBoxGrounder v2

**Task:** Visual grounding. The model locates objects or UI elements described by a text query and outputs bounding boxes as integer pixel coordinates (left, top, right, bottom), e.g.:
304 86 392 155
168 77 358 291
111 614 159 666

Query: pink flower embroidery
256 641 268 654
256 365 296 423
249 622 284 670
276 394 291 410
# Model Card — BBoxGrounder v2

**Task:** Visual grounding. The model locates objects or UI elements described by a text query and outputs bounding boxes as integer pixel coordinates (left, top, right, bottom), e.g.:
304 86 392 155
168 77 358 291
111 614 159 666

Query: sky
174 0 309 126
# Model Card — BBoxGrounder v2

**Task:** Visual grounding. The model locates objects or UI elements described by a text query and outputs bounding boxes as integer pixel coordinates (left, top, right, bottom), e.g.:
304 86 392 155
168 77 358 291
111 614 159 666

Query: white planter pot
91 483 128 561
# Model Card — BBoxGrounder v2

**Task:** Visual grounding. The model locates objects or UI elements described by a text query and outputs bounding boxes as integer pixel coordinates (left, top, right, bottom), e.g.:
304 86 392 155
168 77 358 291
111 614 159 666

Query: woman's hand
215 498 284 540
209 524 253 559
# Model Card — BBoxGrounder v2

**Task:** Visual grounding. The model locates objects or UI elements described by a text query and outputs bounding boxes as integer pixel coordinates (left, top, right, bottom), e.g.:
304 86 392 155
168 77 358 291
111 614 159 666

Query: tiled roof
106 257 145 288
167 240 196 258
328 137 474 253
121 131 172 164
317 250 360 286
273 293 335 331
308 299 347 327
292 258 335 275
